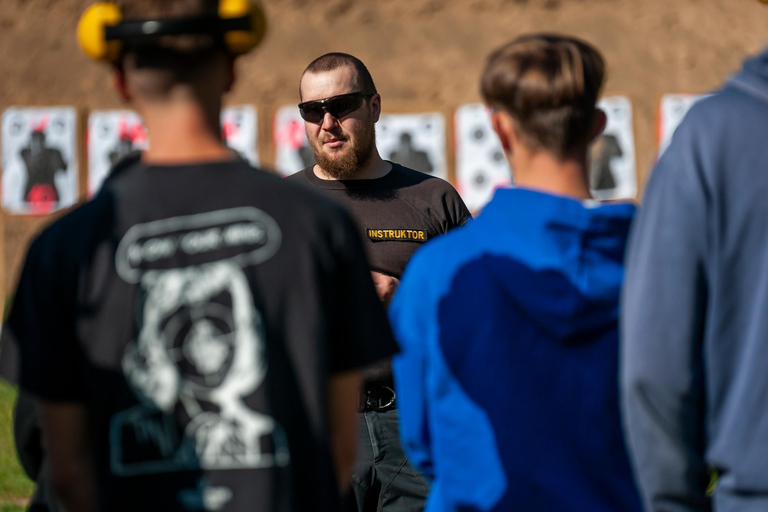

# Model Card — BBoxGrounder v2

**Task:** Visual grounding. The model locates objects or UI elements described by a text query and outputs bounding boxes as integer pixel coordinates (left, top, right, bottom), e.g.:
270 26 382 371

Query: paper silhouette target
658 94 707 156
274 109 446 180
274 106 314 176
589 96 637 201
454 103 513 213
221 105 259 166
376 113 446 180
2 107 78 215
88 106 258 196
88 110 148 196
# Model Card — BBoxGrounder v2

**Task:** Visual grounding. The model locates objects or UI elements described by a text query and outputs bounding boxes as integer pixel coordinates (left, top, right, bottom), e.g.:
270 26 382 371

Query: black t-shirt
0 157 397 512
287 164 471 280
287 163 471 385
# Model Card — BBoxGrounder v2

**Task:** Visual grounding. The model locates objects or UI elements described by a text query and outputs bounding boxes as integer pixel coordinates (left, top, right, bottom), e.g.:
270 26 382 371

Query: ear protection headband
77 0 267 63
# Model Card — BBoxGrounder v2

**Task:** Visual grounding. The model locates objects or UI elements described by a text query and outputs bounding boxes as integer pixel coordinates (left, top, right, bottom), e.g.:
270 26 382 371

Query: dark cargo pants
344 409 429 512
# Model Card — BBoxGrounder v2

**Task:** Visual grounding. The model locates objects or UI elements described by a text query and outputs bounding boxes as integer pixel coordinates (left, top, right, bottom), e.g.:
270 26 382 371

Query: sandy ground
1 0 768 296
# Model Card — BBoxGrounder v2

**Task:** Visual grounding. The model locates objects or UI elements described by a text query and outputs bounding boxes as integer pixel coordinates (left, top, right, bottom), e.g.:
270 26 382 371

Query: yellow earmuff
219 0 268 56
77 2 123 63
77 0 267 63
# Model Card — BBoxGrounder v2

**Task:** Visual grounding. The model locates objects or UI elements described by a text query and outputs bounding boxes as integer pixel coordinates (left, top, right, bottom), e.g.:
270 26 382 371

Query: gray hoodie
621 48 768 512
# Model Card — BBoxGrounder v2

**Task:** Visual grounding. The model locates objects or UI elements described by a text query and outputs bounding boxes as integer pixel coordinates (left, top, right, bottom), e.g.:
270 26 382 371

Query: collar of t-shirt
300 162 405 190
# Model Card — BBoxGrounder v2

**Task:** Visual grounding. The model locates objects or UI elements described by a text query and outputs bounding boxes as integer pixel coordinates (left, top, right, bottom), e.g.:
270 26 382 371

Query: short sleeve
441 185 472 231
1 233 86 401
327 210 399 374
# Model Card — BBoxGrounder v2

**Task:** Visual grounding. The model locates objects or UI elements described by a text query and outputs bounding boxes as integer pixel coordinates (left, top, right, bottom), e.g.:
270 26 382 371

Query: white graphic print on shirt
110 208 288 488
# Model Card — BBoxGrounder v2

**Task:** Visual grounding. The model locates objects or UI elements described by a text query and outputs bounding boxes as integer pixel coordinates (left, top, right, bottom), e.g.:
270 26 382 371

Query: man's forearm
328 370 363 492
38 401 99 512
50 459 99 512
621 380 710 512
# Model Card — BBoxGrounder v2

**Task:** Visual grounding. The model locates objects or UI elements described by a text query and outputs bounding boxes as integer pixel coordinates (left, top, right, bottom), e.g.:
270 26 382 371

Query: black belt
360 386 396 412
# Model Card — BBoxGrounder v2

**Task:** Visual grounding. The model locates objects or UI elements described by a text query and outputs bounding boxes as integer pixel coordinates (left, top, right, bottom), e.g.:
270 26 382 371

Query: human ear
369 93 381 123
225 56 236 93
491 110 512 154
590 108 607 143
112 65 132 102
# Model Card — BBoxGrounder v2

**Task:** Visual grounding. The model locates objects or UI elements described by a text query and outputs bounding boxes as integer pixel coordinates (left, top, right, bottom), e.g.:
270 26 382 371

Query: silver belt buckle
379 386 396 409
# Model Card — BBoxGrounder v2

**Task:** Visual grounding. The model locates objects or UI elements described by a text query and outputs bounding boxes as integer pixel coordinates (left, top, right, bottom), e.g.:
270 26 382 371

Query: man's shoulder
284 167 311 184
390 164 471 227
269 167 332 202
681 85 767 135
270 168 350 214
392 164 466 206
30 164 357 281
111 159 333 208
26 192 115 273
242 168 363 242
392 164 458 193
280 167 366 222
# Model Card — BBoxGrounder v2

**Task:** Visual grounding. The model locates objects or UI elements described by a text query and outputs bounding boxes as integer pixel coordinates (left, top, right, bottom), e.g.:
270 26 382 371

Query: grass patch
0 505 27 512
0 380 33 506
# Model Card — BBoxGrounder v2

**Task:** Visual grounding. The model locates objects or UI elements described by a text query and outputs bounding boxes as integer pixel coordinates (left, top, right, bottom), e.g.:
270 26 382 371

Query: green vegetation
0 506 27 512
0 505 27 512
0 381 33 509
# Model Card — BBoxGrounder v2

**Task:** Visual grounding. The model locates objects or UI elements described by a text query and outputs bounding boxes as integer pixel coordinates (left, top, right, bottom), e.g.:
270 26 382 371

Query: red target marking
27 184 57 214
31 116 49 134
277 119 306 150
222 118 238 142
118 117 147 145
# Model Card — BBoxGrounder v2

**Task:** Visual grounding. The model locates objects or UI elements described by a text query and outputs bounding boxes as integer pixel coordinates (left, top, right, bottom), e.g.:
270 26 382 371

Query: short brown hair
300 53 377 99
481 34 605 159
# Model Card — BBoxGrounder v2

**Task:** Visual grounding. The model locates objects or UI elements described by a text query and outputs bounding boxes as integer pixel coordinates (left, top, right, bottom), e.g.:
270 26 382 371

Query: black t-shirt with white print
0 157 397 512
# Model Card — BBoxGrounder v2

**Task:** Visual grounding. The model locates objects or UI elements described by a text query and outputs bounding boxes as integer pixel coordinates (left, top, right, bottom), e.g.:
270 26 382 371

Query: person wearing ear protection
0 2 400 511
388 34 643 512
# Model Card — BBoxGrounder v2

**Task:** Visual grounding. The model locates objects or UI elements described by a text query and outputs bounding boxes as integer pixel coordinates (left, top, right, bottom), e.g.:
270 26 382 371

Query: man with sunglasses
288 53 471 512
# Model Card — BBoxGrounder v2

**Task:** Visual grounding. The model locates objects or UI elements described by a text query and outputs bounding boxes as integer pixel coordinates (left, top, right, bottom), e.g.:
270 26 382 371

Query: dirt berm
0 0 766 298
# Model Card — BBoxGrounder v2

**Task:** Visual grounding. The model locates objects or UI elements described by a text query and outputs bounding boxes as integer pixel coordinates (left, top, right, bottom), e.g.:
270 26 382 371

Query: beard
309 122 376 180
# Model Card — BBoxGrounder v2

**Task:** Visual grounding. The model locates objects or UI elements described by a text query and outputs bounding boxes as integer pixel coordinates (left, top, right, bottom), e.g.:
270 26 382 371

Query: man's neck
512 149 592 200
138 100 233 166
314 151 392 181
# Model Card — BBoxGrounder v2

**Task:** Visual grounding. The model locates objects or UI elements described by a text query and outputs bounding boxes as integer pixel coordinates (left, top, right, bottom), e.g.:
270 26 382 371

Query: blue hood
389 186 642 512
476 187 636 343
728 47 768 104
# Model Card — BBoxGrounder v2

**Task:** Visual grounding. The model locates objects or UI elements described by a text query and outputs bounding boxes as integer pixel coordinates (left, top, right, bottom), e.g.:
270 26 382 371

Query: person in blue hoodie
621 48 768 512
388 34 642 512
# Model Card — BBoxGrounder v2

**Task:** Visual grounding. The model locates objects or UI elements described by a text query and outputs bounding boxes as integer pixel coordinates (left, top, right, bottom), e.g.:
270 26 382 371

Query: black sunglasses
298 91 375 124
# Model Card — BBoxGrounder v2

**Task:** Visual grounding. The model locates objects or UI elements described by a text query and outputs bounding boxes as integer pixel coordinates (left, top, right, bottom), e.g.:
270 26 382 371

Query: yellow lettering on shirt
367 229 428 242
